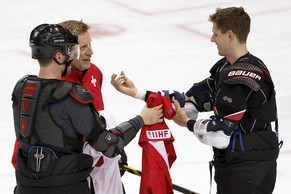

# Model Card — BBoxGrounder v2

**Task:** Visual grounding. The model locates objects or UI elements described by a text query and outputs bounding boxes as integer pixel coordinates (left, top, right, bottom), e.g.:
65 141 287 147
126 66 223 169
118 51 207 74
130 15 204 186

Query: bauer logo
228 70 261 81
146 129 171 140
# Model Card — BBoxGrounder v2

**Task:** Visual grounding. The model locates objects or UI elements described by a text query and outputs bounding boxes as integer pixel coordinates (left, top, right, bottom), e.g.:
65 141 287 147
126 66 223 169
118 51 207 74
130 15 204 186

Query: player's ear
54 50 66 63
227 30 235 41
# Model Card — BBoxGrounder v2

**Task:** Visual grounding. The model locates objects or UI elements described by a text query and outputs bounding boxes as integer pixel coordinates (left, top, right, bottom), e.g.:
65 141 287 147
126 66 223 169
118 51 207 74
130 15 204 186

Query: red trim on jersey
214 106 245 121
224 109 246 121
69 92 94 104
213 106 218 115
258 64 271 78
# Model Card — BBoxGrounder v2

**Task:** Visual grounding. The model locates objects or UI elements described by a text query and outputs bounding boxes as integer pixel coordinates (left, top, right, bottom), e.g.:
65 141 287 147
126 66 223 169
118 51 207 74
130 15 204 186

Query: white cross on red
91 76 97 87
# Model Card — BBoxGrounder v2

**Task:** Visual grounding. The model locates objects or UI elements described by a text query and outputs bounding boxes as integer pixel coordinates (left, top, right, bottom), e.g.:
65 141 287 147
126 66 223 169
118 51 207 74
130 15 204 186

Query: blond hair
58 20 90 36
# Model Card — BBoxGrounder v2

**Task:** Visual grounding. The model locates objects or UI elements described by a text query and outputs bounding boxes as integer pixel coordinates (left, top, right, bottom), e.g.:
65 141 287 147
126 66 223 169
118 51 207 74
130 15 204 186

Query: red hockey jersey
139 92 177 194
63 63 104 111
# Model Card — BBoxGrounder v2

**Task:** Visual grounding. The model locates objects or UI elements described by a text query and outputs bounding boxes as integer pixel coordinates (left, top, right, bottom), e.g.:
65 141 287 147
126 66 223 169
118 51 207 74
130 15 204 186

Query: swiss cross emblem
91 76 97 87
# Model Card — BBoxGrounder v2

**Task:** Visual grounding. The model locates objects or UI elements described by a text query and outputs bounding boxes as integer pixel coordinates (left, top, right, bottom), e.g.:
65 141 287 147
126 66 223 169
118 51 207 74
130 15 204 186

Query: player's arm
174 62 263 149
86 104 163 158
173 86 245 150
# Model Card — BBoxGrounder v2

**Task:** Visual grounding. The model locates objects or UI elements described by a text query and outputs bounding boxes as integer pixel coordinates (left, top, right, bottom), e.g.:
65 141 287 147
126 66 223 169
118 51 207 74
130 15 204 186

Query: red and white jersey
63 64 122 193
62 63 104 111
83 110 122 194
139 92 176 194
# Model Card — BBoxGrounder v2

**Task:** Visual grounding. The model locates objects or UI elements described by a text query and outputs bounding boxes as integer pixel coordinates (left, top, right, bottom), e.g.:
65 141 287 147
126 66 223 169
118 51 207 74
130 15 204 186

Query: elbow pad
110 122 137 146
90 131 124 158
193 119 231 149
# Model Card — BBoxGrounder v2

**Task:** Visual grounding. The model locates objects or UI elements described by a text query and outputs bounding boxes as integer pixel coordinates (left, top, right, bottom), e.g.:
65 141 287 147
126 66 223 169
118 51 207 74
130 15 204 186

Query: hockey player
12 23 163 194
111 7 281 194
59 19 128 194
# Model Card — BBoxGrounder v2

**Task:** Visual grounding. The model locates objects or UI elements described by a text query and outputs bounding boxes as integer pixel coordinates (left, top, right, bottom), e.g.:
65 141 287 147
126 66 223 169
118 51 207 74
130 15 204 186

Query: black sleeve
185 78 214 112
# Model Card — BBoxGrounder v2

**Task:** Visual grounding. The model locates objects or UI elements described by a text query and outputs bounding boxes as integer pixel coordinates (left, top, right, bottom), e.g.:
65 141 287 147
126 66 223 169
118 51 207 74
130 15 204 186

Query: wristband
187 120 196 132
134 89 146 100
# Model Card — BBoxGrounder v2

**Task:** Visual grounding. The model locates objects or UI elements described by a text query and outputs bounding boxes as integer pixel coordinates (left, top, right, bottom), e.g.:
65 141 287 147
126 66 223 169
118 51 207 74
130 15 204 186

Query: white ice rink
1 0 291 193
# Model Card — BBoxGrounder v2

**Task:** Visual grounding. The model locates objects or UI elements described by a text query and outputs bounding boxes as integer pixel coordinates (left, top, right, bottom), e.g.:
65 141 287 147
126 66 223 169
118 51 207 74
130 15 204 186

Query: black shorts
214 160 277 194
14 179 92 194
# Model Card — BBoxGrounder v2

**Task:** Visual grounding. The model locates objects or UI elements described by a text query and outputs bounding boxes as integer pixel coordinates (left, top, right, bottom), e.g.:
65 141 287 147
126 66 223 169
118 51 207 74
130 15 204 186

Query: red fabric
138 92 177 194
62 63 104 111
11 139 20 169
95 155 104 167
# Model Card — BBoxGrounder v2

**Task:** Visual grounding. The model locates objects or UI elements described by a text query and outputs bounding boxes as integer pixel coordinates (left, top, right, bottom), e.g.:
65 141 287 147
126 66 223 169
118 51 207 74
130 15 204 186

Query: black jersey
185 52 278 155
209 53 277 133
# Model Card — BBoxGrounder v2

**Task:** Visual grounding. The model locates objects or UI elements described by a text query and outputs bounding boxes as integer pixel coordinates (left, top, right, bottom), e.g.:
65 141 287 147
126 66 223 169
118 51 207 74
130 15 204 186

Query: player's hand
173 100 189 127
139 104 163 125
111 71 137 97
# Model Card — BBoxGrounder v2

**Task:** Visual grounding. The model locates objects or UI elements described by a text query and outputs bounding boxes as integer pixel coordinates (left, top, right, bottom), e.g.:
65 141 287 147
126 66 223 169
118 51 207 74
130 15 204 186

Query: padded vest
12 75 92 152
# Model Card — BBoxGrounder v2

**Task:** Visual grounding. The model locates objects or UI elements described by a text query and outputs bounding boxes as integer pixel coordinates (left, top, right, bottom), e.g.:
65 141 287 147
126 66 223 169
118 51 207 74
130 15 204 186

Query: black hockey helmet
29 24 78 59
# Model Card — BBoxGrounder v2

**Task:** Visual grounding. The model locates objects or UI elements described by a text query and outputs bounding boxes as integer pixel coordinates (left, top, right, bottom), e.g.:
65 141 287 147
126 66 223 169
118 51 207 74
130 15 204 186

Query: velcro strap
225 130 279 162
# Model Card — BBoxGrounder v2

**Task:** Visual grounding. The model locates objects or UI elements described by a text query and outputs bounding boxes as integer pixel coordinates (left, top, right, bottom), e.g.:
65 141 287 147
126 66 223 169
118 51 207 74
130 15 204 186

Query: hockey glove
160 90 185 107
186 88 212 112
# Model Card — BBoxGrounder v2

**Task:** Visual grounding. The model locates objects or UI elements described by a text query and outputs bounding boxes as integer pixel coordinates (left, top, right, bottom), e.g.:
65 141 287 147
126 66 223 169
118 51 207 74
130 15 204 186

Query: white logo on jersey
228 70 261 81
146 129 171 140
223 96 232 103
91 76 97 87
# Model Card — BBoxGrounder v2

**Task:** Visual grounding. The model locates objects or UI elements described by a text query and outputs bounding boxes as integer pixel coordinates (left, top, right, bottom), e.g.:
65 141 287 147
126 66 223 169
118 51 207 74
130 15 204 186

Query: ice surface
1 0 290 193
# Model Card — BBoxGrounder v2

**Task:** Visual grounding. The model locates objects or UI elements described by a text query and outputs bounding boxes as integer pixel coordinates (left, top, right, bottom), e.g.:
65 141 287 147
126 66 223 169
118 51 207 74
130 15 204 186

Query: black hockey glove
119 150 128 177
160 90 185 107
186 82 213 112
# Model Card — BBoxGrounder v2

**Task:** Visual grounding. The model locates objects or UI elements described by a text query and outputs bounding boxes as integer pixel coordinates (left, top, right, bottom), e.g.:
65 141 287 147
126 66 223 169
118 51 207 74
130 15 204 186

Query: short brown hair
38 49 63 66
209 7 251 43
58 20 90 36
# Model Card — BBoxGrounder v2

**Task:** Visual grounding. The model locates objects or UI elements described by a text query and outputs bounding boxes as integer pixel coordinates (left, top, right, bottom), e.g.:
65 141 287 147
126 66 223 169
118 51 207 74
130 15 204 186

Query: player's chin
82 61 91 69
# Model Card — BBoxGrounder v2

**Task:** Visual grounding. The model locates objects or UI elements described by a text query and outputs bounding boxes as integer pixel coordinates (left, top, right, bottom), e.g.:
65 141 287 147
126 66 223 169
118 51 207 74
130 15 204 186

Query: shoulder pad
12 75 38 100
52 81 74 100
15 75 38 85
70 84 94 104
221 62 263 91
